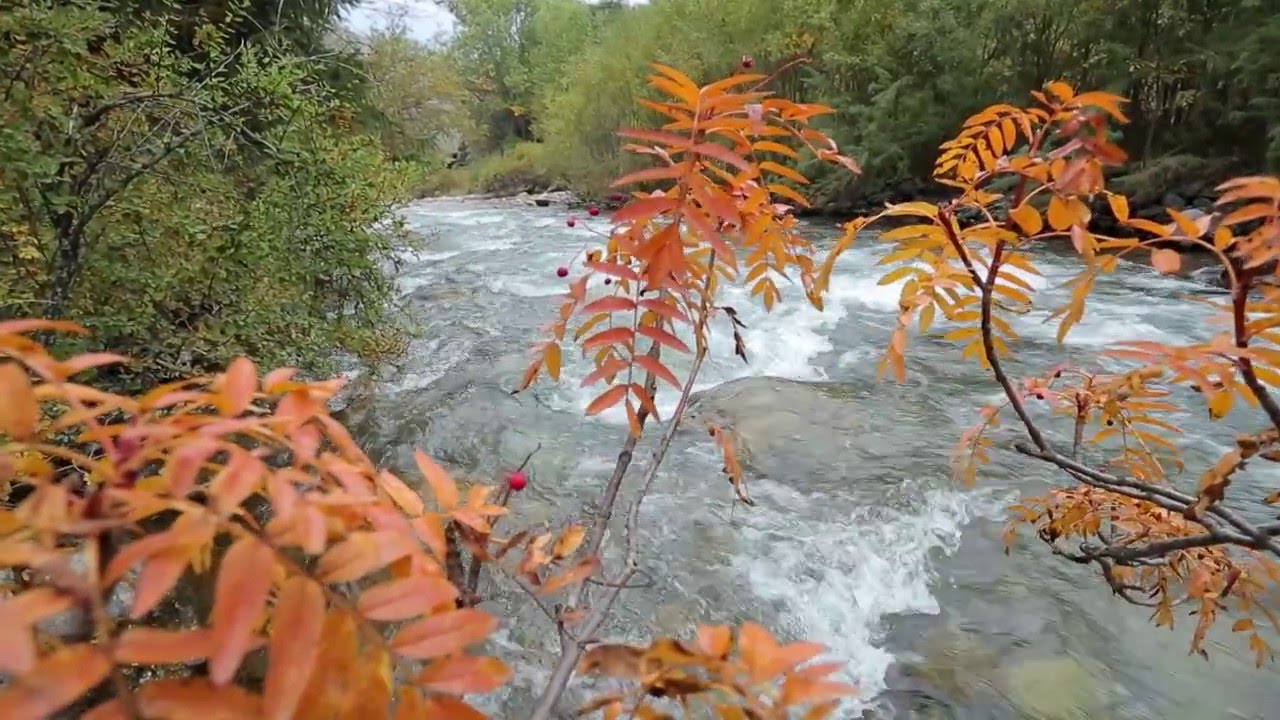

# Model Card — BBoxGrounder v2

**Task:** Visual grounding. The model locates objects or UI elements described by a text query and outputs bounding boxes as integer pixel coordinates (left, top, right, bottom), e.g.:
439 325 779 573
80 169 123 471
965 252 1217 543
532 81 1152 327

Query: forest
4 0 1280 718
424 0 1280 213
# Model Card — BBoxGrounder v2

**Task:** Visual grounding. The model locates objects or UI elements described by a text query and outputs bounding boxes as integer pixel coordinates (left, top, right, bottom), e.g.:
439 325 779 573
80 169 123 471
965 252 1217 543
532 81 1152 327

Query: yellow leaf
1106 193 1130 222
1009 203 1043 236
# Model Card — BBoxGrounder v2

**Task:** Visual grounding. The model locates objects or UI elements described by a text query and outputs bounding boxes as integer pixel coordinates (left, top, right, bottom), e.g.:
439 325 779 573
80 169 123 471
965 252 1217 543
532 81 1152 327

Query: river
340 196 1280 719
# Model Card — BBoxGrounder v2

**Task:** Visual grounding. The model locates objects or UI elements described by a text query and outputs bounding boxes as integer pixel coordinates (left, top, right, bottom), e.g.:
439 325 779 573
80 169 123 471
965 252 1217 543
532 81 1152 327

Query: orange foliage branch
515 62 860 718
822 80 1280 667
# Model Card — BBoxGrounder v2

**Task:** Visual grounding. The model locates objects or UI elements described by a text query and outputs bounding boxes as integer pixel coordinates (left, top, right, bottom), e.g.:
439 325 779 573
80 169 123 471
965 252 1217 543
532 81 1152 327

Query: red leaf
585 261 640 282
208 536 275 685
582 296 638 315
633 354 681 389
581 358 630 387
636 324 690 353
263 577 325 720
582 327 635 351
585 385 629 416
610 166 685 189
638 298 690 324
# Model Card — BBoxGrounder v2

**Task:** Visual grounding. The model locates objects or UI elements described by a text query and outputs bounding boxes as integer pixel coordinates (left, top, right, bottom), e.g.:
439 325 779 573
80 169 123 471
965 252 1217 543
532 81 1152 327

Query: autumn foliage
817 81 1280 666
0 62 860 719
5 57 1278 719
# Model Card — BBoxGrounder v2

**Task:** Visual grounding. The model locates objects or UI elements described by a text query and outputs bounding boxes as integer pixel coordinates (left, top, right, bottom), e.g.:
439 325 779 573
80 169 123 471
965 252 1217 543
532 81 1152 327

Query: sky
342 0 458 44
342 0 647 44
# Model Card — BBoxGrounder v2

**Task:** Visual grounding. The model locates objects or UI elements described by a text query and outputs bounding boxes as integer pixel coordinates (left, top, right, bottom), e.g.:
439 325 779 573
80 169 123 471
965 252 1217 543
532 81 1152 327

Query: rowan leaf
0 643 111 717
415 449 459 511
220 356 257 416
415 655 512 695
263 576 325 720
1151 248 1181 274
114 627 215 664
1009 203 1043 236
390 608 498 660
552 524 586 560
586 385 629 415
541 557 601 594
0 362 38 441
317 530 419 584
208 536 275 685
357 576 460 621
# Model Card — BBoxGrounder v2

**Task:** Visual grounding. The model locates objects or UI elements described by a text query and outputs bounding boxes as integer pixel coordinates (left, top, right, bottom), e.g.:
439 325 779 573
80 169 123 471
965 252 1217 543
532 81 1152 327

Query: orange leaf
134 678 261 719
317 530 419 584
220 356 257 416
585 385 628 416
377 470 425 516
1009 203 1042 236
781 676 858 706
114 627 215 664
358 576 459 621
690 142 752 172
263 576 325 720
131 545 193 619
551 525 586 560
0 362 38 441
0 643 111 717
540 557 600 595
390 608 498 660
696 625 731 659
610 165 685 188
423 696 488 720
545 342 562 382
209 536 275 685
415 449 459 512
585 261 640 282
415 655 512 695
1106 192 1130 222
1151 248 1181 274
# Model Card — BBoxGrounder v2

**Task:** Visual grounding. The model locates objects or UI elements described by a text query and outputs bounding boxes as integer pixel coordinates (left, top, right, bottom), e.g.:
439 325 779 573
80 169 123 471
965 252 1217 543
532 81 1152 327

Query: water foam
734 483 1009 711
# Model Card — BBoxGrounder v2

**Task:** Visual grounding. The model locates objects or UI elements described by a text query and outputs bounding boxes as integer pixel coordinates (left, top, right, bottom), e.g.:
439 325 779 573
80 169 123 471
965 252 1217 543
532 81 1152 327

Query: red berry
507 470 527 491
588 206 600 217
556 266 568 278
566 216 576 227
741 55 754 69
609 192 624 202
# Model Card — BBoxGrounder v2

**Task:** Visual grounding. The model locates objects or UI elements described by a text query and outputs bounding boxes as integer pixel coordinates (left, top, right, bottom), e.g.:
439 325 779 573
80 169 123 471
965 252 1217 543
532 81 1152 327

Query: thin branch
1231 266 1280 432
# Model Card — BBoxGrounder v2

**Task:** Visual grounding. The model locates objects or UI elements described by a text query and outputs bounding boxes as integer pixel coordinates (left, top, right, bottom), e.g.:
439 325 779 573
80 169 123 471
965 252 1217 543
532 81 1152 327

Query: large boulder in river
684 376 955 489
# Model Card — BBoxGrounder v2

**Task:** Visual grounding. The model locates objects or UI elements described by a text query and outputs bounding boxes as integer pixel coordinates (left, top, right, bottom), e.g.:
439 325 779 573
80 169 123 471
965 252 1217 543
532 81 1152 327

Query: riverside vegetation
4 3 1280 720
423 0 1280 216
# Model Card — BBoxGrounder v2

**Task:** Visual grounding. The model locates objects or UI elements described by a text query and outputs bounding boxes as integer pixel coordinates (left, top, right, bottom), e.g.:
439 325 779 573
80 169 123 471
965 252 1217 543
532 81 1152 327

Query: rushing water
346 197 1280 719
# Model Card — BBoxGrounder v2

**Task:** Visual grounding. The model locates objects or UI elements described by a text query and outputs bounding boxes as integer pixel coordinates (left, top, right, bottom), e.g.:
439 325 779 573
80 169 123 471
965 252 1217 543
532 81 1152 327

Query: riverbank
418 151 1244 230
